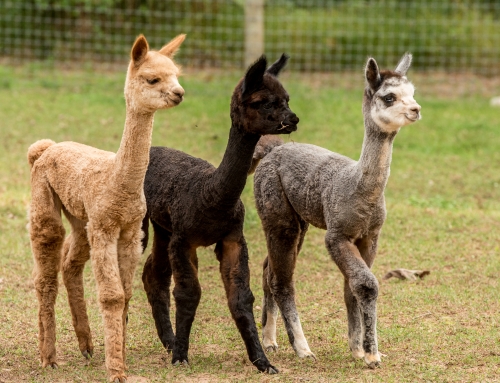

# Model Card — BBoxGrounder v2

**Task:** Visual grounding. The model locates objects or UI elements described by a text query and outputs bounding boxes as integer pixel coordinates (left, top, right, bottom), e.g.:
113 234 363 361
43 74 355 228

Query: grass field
1 63 500 382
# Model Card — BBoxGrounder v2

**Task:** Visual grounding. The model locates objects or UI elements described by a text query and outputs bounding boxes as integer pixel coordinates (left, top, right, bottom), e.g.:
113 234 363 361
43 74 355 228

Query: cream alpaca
27 34 185 382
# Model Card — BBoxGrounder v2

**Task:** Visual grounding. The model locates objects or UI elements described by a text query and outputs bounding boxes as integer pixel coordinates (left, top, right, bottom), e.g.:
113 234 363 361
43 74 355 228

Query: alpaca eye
263 102 273 110
384 95 394 103
147 78 160 85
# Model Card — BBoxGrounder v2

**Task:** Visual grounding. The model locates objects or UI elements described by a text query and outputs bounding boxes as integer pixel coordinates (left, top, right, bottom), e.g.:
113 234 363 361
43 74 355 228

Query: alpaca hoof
364 352 381 369
173 359 189 367
299 351 317 361
262 337 279 353
42 360 58 369
295 343 316 360
254 359 279 374
78 337 94 359
266 365 279 374
265 344 278 353
111 375 127 383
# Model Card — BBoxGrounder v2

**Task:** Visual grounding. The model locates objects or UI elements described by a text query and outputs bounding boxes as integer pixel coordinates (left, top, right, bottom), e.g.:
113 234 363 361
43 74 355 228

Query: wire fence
1 0 500 76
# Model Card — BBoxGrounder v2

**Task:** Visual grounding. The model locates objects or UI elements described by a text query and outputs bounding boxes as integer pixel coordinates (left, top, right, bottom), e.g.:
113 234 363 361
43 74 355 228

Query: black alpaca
141 55 299 373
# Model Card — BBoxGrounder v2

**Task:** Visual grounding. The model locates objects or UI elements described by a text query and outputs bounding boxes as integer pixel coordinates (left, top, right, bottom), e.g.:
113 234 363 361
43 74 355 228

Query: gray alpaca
253 53 421 368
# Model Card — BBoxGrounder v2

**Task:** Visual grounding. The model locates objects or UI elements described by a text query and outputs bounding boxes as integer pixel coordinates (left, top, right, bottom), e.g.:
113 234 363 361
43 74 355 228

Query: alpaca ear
159 34 186 58
266 53 289 77
131 34 149 67
242 55 267 102
394 52 412 76
365 57 381 91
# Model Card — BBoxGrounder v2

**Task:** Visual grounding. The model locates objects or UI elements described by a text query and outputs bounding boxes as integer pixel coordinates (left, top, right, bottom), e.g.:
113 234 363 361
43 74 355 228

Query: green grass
1 64 500 382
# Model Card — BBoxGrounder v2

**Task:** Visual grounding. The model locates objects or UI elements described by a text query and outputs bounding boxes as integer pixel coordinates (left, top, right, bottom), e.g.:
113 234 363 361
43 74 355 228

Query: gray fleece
253 53 421 368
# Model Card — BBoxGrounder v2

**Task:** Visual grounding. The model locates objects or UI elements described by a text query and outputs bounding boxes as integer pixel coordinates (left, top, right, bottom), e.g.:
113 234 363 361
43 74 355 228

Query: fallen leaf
383 268 430 281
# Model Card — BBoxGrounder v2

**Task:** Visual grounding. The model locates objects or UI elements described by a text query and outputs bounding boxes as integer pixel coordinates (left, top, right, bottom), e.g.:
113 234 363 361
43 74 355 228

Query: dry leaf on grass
383 268 430 281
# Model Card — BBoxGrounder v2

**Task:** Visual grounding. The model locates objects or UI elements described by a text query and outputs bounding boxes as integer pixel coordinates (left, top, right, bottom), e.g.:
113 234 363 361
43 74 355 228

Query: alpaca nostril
284 113 298 123
173 88 185 99
411 105 421 114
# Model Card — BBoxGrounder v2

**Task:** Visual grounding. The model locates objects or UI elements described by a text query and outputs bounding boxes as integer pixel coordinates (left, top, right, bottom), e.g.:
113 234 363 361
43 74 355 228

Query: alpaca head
363 53 421 133
124 34 185 113
230 54 299 135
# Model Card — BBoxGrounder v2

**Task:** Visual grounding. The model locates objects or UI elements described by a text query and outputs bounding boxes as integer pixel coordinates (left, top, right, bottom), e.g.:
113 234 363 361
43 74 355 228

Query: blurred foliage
264 0 500 72
0 0 244 66
1 0 500 72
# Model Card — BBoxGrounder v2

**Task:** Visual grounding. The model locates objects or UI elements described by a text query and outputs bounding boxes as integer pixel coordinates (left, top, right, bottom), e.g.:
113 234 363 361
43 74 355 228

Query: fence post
244 0 265 67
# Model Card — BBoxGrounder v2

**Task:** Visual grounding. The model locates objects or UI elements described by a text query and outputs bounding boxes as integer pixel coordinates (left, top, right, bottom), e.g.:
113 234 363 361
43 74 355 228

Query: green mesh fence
1 0 500 74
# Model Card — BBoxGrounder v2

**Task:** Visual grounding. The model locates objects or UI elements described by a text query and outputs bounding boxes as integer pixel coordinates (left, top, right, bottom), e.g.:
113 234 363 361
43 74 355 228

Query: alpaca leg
343 279 364 359
325 231 380 368
117 220 144 368
355 233 380 366
270 217 308 357
256 169 312 359
265 222 315 360
261 219 309 353
215 237 278 373
87 224 127 382
169 236 201 365
142 221 175 351
29 181 65 368
61 214 93 359
261 256 279 352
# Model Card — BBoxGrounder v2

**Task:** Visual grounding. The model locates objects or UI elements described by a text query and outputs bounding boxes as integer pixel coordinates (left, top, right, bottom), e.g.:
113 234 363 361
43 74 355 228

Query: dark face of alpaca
230 54 299 135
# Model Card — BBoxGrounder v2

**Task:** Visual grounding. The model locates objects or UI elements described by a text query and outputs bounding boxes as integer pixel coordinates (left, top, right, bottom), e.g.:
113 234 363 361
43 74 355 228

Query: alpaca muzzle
169 87 185 105
405 106 421 122
279 113 299 133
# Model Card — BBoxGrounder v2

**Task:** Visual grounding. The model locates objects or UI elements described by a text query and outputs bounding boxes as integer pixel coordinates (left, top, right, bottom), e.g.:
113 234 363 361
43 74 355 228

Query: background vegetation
1 0 500 73
0 62 500 382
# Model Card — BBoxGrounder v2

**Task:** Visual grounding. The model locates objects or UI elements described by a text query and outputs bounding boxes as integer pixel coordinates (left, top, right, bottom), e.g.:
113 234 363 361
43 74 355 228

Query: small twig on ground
414 311 433 320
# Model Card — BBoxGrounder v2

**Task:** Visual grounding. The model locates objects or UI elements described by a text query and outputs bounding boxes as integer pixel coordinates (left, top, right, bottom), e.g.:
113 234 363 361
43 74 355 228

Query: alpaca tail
27 139 56 168
248 135 284 175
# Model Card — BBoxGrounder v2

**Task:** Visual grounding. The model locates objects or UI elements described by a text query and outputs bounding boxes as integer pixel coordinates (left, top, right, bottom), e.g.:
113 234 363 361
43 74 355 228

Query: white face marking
370 79 421 132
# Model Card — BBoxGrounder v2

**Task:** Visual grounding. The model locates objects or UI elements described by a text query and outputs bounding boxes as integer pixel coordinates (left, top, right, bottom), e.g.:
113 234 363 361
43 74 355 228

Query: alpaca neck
205 123 260 208
114 107 155 193
355 117 397 204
